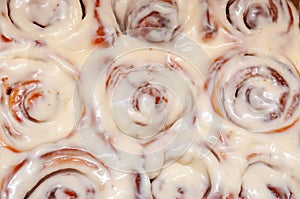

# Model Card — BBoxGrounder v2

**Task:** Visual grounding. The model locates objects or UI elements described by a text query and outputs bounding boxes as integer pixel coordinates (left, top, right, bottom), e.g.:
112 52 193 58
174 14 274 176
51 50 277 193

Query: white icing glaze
0 44 77 151
0 143 151 199
0 0 119 66
207 49 300 133
77 34 213 172
0 0 299 198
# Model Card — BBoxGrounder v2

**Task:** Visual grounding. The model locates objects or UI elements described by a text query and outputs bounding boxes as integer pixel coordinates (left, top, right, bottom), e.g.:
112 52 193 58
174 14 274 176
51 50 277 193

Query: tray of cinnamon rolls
0 0 299 198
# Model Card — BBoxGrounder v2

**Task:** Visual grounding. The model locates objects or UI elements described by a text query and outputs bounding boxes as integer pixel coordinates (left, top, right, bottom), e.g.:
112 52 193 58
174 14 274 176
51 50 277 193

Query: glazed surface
0 0 299 198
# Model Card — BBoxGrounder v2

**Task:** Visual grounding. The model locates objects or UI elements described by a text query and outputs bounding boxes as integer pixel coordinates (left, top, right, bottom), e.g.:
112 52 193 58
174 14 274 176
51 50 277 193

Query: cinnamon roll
0 45 77 151
0 0 299 197
195 0 300 52
239 151 300 198
225 0 296 35
77 35 211 172
151 161 211 199
151 149 245 199
0 146 151 198
0 0 118 63
207 50 300 133
113 0 180 42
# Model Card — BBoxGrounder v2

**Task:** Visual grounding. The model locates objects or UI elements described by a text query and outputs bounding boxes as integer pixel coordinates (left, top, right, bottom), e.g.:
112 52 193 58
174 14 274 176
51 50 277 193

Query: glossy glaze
0 0 299 198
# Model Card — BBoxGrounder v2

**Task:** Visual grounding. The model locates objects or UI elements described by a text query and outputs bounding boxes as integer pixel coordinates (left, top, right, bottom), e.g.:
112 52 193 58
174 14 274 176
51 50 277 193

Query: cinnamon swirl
0 0 119 64
0 45 77 151
77 34 212 172
0 145 151 198
113 0 180 42
207 49 300 133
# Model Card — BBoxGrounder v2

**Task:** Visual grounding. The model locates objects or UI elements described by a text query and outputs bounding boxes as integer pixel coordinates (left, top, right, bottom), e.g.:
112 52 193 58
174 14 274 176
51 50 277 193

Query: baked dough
0 0 299 198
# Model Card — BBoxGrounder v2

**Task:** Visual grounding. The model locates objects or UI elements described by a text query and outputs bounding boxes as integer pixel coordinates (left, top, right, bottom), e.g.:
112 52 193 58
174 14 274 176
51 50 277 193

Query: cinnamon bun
0 45 77 151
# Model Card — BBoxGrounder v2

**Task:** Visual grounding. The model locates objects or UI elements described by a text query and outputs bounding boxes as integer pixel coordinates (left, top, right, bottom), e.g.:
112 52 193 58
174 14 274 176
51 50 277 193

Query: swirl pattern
195 0 299 49
0 45 77 151
225 0 296 35
240 151 300 198
0 0 299 198
207 50 300 133
151 149 245 199
0 146 151 198
77 35 212 172
113 0 180 42
0 0 119 62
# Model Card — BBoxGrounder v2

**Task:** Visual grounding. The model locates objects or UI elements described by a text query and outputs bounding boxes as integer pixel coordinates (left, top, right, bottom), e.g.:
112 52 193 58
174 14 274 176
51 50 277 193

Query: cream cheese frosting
0 0 299 198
